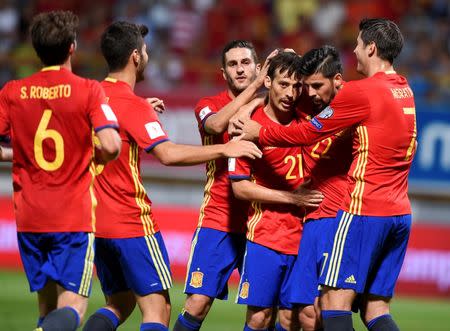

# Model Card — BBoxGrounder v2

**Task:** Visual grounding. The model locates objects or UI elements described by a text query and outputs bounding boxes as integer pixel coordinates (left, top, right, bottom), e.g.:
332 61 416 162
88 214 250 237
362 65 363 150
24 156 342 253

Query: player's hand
146 97 165 113
223 139 262 159
290 180 324 208
255 48 279 85
228 96 264 136
233 118 262 142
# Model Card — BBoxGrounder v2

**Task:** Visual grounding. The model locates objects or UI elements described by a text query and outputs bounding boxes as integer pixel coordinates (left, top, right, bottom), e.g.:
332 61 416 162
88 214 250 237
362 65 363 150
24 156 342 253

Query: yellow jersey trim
349 126 369 215
247 201 263 241
197 136 216 227
41 66 61 71
105 77 118 83
129 143 155 235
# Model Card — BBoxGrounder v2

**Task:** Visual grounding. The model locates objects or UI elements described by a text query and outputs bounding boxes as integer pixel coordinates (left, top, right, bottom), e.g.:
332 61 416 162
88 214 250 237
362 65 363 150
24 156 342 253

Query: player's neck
367 59 395 77
59 58 72 71
264 104 293 126
107 71 136 90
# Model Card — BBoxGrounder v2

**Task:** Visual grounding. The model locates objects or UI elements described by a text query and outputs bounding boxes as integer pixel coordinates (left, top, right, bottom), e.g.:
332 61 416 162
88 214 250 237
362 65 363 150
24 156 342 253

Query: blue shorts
17 232 95 296
184 227 246 300
95 232 172 296
319 210 411 297
289 217 335 305
237 241 297 309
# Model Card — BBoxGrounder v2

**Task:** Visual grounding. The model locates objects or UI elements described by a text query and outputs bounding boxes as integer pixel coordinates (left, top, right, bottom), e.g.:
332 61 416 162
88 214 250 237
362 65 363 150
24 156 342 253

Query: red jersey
229 106 304 254
296 100 353 220
94 78 169 238
194 90 249 233
0 66 118 232
260 72 416 216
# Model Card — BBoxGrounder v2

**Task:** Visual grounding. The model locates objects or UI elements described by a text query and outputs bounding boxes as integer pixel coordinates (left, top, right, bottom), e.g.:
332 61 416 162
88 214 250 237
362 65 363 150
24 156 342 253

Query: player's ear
132 49 140 65
264 75 271 89
255 63 262 74
69 41 76 55
221 67 227 81
368 41 376 58
333 73 343 88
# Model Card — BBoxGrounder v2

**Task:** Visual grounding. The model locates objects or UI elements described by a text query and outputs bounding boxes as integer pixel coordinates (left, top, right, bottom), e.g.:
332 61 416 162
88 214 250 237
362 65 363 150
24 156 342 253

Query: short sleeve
228 156 252 180
0 84 10 138
194 97 218 130
87 80 119 132
123 99 170 152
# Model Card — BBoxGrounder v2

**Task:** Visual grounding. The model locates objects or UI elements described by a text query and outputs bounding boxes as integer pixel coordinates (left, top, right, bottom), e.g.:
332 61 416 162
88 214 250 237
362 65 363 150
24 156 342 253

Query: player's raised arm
150 139 262 166
237 81 370 147
201 46 278 135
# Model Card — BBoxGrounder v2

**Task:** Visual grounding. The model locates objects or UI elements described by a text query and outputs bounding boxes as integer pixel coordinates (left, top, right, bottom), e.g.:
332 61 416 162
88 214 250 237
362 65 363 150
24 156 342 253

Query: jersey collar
41 66 61 71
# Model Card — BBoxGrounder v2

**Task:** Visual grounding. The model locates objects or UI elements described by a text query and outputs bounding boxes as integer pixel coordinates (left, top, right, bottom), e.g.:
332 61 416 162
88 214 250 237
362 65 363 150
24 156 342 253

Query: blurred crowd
0 0 448 109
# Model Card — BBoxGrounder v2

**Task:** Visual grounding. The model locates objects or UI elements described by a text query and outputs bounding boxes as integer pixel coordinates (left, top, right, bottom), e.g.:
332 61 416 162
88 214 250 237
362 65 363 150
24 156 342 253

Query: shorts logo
344 275 357 284
190 271 204 288
239 281 250 299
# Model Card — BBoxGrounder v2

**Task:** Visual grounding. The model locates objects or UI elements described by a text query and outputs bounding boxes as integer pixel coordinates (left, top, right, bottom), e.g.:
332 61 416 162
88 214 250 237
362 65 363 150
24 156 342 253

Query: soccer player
82 22 262 331
0 11 121 331
236 18 416 331
174 40 276 331
288 46 353 331
229 51 324 331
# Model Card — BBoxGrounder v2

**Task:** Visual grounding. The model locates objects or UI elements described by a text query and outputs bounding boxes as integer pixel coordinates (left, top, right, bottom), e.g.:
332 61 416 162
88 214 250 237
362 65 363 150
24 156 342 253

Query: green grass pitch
1 270 449 330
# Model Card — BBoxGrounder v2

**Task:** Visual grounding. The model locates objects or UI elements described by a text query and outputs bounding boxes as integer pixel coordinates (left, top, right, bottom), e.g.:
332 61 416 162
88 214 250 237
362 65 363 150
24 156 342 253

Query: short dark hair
359 18 403 64
267 51 302 81
30 11 78 66
300 45 343 78
101 21 149 72
221 40 258 68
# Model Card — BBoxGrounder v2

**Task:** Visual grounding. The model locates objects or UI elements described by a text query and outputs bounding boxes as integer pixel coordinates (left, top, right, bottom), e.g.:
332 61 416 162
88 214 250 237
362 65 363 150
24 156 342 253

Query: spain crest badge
239 281 250 299
190 271 204 288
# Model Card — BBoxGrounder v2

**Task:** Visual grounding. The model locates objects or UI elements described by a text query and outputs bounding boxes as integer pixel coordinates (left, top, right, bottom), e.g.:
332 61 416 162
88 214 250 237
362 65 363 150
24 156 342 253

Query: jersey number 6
34 109 64 171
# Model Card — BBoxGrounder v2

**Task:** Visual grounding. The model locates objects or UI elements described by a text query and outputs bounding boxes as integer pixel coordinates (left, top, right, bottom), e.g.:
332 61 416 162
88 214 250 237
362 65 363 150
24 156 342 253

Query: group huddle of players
0 9 416 331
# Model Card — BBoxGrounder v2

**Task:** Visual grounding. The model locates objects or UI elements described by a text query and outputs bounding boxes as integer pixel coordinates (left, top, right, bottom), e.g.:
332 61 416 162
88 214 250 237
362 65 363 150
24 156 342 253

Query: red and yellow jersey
296 101 353 220
93 78 169 238
260 72 416 216
194 90 249 233
0 66 118 232
229 106 304 255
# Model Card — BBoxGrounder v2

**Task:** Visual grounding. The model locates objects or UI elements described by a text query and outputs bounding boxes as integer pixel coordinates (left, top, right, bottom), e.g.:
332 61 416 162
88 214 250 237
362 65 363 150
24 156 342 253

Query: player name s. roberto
20 84 71 100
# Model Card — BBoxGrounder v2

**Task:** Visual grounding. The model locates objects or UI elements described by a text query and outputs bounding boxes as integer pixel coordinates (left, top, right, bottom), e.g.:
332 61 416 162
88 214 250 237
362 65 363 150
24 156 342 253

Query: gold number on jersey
403 107 417 161
34 109 64 171
311 137 333 159
284 154 303 180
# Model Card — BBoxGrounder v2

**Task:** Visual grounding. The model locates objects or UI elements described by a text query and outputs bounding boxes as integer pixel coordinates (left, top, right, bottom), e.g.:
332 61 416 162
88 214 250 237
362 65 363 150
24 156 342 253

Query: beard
225 72 257 96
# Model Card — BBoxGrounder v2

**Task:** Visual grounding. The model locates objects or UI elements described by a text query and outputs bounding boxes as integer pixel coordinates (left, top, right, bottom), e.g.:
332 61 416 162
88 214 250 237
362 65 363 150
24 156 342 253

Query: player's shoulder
250 105 266 124
195 90 229 109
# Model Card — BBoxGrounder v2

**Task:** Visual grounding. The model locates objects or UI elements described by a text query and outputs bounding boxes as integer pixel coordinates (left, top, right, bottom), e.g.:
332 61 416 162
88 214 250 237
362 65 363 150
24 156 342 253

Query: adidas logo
345 275 357 284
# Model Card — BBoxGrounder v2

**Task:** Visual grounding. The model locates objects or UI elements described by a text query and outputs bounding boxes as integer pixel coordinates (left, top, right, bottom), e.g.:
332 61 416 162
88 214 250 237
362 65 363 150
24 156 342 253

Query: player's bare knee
247 306 272 329
279 308 296 330
299 305 319 331
362 296 390 324
320 287 355 311
185 294 213 319
106 291 136 322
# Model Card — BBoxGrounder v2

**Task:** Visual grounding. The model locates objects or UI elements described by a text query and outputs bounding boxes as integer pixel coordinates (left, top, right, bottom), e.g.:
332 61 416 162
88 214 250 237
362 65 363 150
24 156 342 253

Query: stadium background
0 0 449 329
